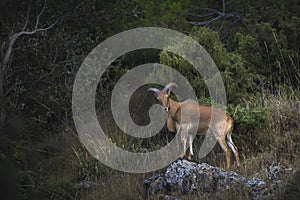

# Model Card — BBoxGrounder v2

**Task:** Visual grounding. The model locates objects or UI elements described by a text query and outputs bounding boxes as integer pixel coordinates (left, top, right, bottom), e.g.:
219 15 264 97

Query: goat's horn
147 88 160 95
162 82 178 92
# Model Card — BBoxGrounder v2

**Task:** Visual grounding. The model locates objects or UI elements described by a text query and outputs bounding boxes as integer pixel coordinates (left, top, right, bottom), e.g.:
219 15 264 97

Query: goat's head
148 83 178 112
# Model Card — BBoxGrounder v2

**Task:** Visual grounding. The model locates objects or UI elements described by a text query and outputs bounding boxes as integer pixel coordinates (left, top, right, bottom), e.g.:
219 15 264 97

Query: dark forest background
0 0 299 199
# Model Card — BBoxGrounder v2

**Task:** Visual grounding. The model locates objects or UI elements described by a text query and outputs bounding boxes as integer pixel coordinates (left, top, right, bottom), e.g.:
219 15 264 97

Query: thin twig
35 0 47 30
22 0 32 31
187 0 237 28
18 18 60 37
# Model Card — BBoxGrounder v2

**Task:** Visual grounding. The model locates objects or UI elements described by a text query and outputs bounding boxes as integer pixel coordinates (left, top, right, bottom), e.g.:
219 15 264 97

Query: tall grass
29 50 300 199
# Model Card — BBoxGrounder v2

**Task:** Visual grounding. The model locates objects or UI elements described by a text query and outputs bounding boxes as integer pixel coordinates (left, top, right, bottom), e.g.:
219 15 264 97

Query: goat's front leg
179 124 188 159
187 133 195 160
179 137 187 159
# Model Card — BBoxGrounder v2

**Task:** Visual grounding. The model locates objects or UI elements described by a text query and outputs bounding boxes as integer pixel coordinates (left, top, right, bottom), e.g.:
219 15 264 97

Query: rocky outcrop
144 160 295 199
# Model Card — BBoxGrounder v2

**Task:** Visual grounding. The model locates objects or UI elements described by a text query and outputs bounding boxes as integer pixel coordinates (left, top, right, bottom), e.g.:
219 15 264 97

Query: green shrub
160 27 258 104
227 104 271 154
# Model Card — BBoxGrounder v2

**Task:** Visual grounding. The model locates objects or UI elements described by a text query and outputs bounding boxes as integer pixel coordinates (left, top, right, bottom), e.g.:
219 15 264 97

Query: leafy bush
227 104 271 154
160 27 258 103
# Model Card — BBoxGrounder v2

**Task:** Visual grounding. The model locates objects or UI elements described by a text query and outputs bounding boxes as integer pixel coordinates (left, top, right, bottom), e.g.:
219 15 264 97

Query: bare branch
22 0 32 31
38 0 47 19
17 18 59 37
189 12 219 19
2 34 18 70
35 0 47 30
191 7 223 15
187 0 238 28
1 0 59 74
187 15 224 26
222 0 225 13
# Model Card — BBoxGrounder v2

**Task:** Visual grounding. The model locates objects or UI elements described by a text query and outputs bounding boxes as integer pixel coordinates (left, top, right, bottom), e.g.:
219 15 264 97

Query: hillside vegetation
0 0 299 199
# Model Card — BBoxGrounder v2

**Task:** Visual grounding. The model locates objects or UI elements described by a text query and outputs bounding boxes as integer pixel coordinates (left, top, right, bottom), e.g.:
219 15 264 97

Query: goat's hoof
187 154 193 160
179 154 185 159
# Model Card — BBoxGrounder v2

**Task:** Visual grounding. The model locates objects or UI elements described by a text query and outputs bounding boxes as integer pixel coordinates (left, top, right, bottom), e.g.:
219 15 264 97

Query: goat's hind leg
217 136 232 170
224 118 241 167
226 131 241 167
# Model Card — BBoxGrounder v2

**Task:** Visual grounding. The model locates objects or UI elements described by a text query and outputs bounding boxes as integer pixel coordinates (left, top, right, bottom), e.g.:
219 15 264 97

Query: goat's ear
167 88 171 96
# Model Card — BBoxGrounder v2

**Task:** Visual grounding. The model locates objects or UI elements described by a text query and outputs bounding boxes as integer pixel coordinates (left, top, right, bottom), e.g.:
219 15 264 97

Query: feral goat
148 83 240 169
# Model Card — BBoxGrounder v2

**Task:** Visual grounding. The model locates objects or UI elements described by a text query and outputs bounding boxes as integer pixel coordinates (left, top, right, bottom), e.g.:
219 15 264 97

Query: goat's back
180 99 230 134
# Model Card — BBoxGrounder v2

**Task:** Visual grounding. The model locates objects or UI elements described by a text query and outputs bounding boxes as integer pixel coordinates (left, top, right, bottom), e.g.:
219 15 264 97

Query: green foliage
227 104 271 153
193 97 272 155
160 27 257 103
0 0 299 199
35 175 75 200
134 0 190 29
190 27 228 69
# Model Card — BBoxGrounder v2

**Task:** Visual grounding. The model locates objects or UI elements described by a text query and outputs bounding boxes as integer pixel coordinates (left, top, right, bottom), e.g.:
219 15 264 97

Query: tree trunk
0 66 5 134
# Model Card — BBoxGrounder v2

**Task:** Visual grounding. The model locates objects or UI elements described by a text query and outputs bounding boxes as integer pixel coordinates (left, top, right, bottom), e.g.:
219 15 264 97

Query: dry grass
31 86 299 200
78 173 147 200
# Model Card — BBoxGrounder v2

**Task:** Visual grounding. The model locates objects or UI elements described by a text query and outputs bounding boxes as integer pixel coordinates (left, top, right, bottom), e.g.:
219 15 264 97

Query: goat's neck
168 98 181 122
